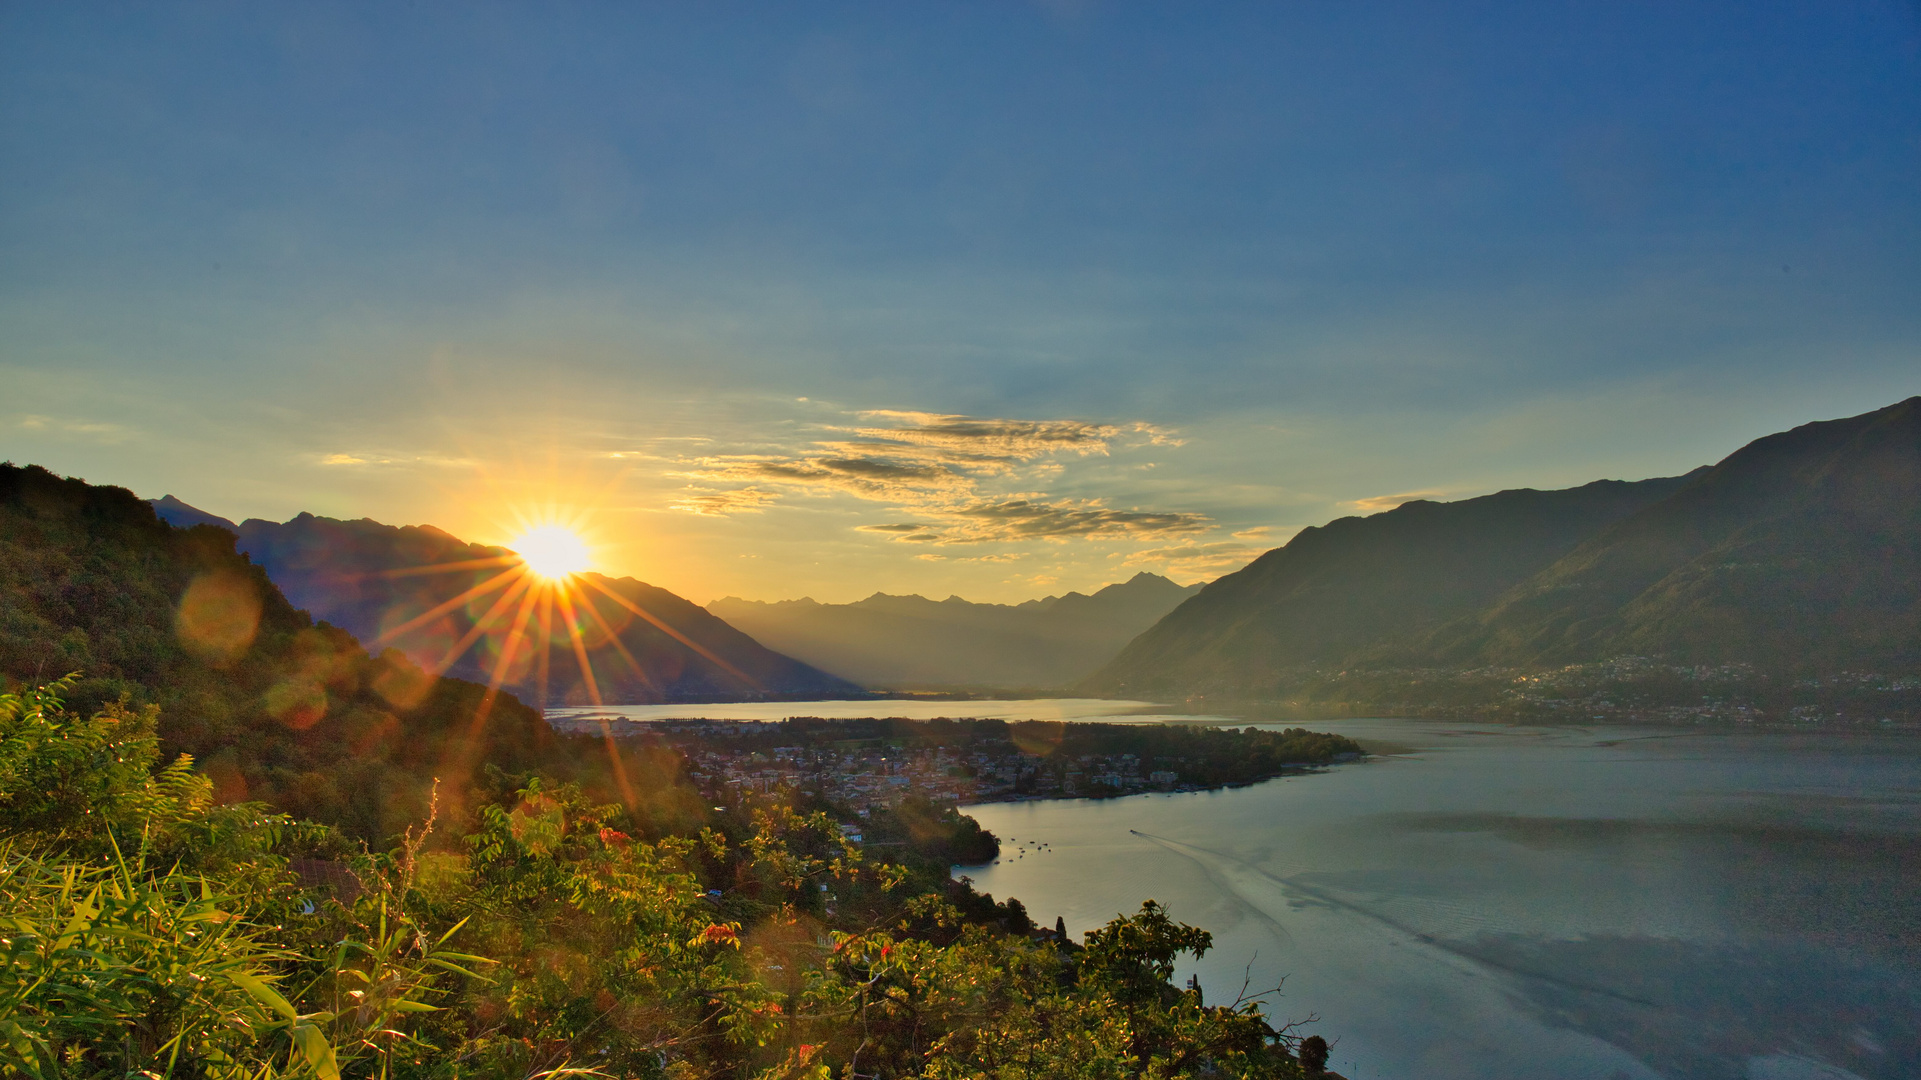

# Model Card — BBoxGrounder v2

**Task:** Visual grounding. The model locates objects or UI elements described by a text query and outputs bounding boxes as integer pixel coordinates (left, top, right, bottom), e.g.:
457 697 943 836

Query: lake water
545 697 1214 725
958 718 1921 1080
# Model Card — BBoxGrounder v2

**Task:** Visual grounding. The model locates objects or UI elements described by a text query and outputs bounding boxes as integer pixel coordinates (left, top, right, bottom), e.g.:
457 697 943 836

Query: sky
3 1 1917 605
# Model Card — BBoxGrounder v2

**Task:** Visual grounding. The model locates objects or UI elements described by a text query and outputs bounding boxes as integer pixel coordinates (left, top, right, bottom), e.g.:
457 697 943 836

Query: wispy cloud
13 414 135 444
678 453 974 501
1345 490 1448 513
313 451 477 469
849 411 1179 461
668 405 1237 562
671 409 1188 513
912 550 1027 563
934 499 1212 544
670 487 780 516
1122 540 1269 580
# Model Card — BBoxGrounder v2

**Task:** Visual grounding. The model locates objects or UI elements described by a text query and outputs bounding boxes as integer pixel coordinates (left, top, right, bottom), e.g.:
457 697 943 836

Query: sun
512 524 591 581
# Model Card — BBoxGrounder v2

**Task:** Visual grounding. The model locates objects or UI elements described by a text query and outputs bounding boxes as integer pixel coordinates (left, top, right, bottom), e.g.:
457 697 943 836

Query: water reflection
958 719 1921 1080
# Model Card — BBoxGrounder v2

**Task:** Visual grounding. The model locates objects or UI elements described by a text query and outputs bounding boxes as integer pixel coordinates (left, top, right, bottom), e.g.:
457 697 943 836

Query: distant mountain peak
224 513 858 704
148 495 237 531
708 573 1211 691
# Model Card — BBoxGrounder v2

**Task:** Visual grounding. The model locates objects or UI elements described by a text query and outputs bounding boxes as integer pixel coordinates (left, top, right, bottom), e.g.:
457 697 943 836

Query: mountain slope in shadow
4 464 561 839
145 508 861 705
1086 397 1921 698
1084 476 1697 697
1431 396 1921 670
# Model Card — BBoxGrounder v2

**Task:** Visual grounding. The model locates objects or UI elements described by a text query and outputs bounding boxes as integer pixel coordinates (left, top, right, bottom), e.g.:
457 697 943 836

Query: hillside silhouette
146 509 862 705
1 464 571 838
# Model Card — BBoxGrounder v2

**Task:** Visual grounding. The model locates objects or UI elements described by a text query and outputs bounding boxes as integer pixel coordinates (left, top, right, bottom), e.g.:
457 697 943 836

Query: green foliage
0 464 579 844
0 466 1327 1078
0 847 296 1080
0 681 1316 1080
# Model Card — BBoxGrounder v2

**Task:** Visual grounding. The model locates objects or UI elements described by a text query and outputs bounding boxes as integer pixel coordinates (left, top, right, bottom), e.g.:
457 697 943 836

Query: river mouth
957 718 1921 1080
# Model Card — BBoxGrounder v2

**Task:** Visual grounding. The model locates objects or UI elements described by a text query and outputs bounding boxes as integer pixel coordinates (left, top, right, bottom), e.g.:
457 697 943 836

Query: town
547 714 1368 812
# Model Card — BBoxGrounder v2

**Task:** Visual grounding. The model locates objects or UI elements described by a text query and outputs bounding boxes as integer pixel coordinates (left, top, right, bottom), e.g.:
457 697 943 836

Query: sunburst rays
371 505 753 811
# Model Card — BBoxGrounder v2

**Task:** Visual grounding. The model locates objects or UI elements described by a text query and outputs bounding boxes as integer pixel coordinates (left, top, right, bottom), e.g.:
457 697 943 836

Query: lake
544 697 1217 725
958 718 1920 1080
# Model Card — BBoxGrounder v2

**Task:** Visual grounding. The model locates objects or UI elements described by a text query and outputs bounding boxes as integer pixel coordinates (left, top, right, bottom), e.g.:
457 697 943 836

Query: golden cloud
667 408 1209 550
671 487 780 516
678 454 973 502
314 451 478 469
1122 540 1270 580
937 499 1213 543
1345 490 1448 513
13 414 135 444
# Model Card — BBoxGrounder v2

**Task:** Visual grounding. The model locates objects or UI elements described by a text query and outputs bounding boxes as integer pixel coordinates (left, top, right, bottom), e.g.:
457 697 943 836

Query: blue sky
3 1 1917 602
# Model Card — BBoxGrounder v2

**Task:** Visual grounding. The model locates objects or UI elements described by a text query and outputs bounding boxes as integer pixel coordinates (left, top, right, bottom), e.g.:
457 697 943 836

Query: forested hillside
1086 399 1921 705
1 464 1331 1079
1 464 583 839
1087 474 1695 696
1430 397 1921 669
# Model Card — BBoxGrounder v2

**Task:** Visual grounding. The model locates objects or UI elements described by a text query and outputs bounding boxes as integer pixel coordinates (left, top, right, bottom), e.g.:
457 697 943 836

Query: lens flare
364 484 761 815
512 525 591 581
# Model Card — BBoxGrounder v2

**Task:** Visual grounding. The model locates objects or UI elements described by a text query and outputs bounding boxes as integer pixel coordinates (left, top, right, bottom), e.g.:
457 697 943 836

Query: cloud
942 499 1212 542
849 498 1212 546
670 408 1187 513
671 487 779 516
850 411 1162 459
13 414 135 444
857 522 946 542
313 451 477 469
1231 526 1275 540
678 453 973 501
1345 490 1449 513
1122 540 1268 580
667 407 1214 552
912 549 1025 563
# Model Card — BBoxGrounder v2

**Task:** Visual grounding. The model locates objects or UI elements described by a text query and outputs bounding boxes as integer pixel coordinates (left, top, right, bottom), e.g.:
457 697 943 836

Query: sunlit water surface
545 697 1208 724
956 719 1920 1080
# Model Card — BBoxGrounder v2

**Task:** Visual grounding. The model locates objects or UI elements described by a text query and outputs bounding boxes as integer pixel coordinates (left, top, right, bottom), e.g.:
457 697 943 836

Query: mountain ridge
1084 397 1921 699
3 464 567 838
145 505 861 704
710 572 1203 690
1427 396 1921 670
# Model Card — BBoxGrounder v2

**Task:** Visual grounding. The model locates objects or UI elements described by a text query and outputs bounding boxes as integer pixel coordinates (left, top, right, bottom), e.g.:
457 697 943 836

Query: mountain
1086 398 1921 698
3 464 563 839
1430 396 1921 670
148 494 237 531
709 573 1204 690
180 512 860 705
1085 476 1700 696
